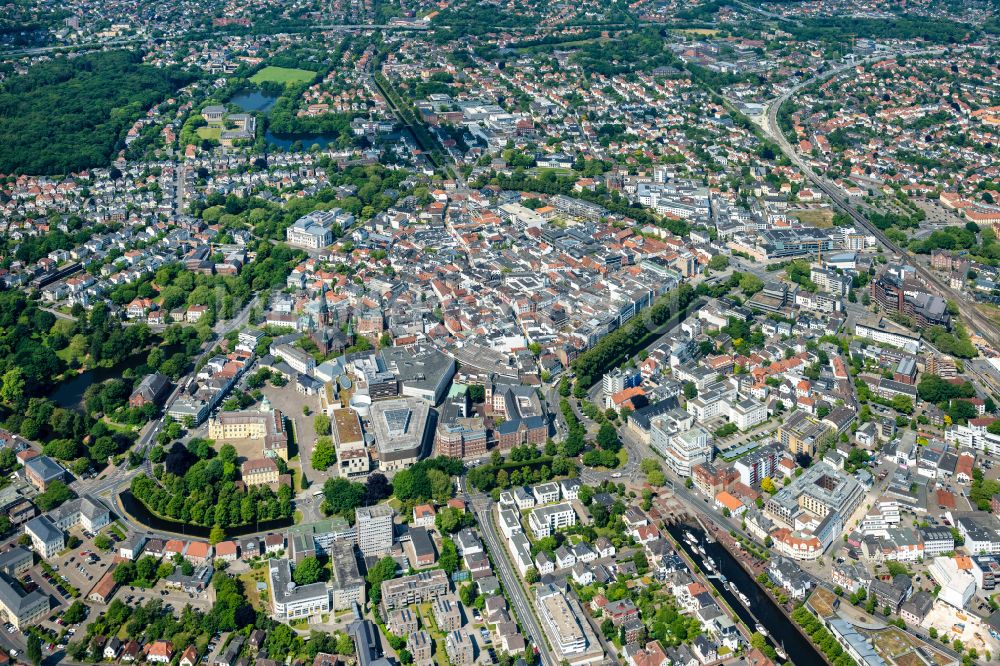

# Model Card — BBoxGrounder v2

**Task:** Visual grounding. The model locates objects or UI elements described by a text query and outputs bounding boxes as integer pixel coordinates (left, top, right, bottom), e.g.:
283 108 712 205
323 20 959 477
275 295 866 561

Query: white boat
706 556 716 569
755 623 769 638
739 592 750 606
696 545 706 555
775 645 788 660
704 559 714 572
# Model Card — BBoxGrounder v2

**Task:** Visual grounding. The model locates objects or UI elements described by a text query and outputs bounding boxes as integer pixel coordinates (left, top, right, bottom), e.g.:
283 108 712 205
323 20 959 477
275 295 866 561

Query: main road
458 478 557 666
756 48 1000 349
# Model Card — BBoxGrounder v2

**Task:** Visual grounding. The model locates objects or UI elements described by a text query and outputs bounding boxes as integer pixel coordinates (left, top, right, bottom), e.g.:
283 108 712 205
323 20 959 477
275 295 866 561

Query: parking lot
119 581 215 613
50 540 111 595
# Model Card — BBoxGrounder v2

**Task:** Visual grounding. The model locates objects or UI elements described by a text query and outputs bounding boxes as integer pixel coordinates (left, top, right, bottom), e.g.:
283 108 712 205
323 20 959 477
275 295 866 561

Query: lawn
792 208 834 228
239 569 268 612
197 126 222 140
250 66 316 85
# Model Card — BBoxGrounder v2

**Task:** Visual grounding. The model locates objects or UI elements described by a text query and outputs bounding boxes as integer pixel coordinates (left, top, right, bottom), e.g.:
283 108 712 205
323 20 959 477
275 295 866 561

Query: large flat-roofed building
650 420 712 477
871 267 950 329
380 346 455 405
854 318 921 352
329 540 365 610
332 408 370 478
380 569 449 611
528 503 576 539
435 394 487 460
268 558 330 621
779 411 832 458
355 505 395 557
765 462 864 532
368 397 431 472
734 444 783 487
286 210 346 249
536 584 603 663
208 403 289 460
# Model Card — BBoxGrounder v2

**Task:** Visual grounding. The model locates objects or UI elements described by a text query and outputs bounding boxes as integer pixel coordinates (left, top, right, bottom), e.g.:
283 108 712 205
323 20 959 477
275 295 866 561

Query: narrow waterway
666 523 824 666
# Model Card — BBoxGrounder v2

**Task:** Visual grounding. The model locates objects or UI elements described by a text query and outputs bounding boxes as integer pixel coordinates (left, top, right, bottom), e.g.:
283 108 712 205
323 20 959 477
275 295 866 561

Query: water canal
666 523 824 665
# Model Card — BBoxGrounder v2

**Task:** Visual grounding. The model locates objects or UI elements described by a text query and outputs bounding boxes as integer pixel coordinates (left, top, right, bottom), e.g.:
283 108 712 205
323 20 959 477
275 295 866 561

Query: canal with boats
666 523 824 665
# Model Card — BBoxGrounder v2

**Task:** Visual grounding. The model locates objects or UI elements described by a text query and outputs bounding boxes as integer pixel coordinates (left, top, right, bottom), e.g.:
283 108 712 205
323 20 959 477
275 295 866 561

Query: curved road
757 48 1000 349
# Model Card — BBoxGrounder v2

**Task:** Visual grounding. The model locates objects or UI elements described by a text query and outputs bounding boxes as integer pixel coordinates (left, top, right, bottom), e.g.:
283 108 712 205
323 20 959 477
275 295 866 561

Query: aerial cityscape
0 1 1000 666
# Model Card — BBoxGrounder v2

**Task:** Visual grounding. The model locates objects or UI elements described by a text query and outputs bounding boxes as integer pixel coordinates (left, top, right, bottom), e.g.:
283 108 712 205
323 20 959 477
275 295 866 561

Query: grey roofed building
409 526 436 562
0 547 32 577
47 494 110 532
329 540 365 610
24 514 63 556
379 345 456 404
23 455 66 488
900 590 934 624
827 617 887 666
129 372 170 406
349 615 394 666
0 570 50 629
268 558 330 620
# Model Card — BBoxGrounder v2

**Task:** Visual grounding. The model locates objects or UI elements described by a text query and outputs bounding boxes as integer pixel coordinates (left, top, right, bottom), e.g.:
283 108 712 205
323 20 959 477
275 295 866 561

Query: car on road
611 472 622 478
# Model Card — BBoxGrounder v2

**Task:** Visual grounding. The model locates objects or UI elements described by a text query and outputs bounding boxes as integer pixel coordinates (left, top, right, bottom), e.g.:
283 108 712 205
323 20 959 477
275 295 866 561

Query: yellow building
208 399 289 460
240 457 280 487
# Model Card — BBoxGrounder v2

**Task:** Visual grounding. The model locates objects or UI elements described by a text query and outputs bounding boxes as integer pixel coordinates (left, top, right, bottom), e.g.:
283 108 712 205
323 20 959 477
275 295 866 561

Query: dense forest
0 50 194 174
789 15 977 44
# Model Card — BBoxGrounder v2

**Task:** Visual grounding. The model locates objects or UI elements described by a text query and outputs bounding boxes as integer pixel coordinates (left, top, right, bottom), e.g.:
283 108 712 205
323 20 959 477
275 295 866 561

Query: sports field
249 66 316 85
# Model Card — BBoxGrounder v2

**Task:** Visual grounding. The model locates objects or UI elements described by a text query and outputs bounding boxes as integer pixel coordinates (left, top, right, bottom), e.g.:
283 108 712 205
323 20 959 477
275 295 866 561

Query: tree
63 600 87 624
683 381 698 400
761 477 776 494
293 556 323 585
1 367 25 406
709 255 729 270
94 534 113 551
336 633 355 655
596 423 621 452
312 436 336 470
36 480 72 511
323 477 366 517
601 618 616 642
525 567 540 583
891 395 913 414
439 537 459 574
366 556 398 605
739 273 764 296
427 468 453 504
209 524 226 545
633 550 649 573
314 413 331 436
27 632 41 666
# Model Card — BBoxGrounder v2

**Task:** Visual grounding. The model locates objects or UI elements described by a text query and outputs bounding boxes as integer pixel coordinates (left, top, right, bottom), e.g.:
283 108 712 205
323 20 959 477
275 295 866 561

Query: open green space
250 66 316 85
196 125 222 141
0 50 192 174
